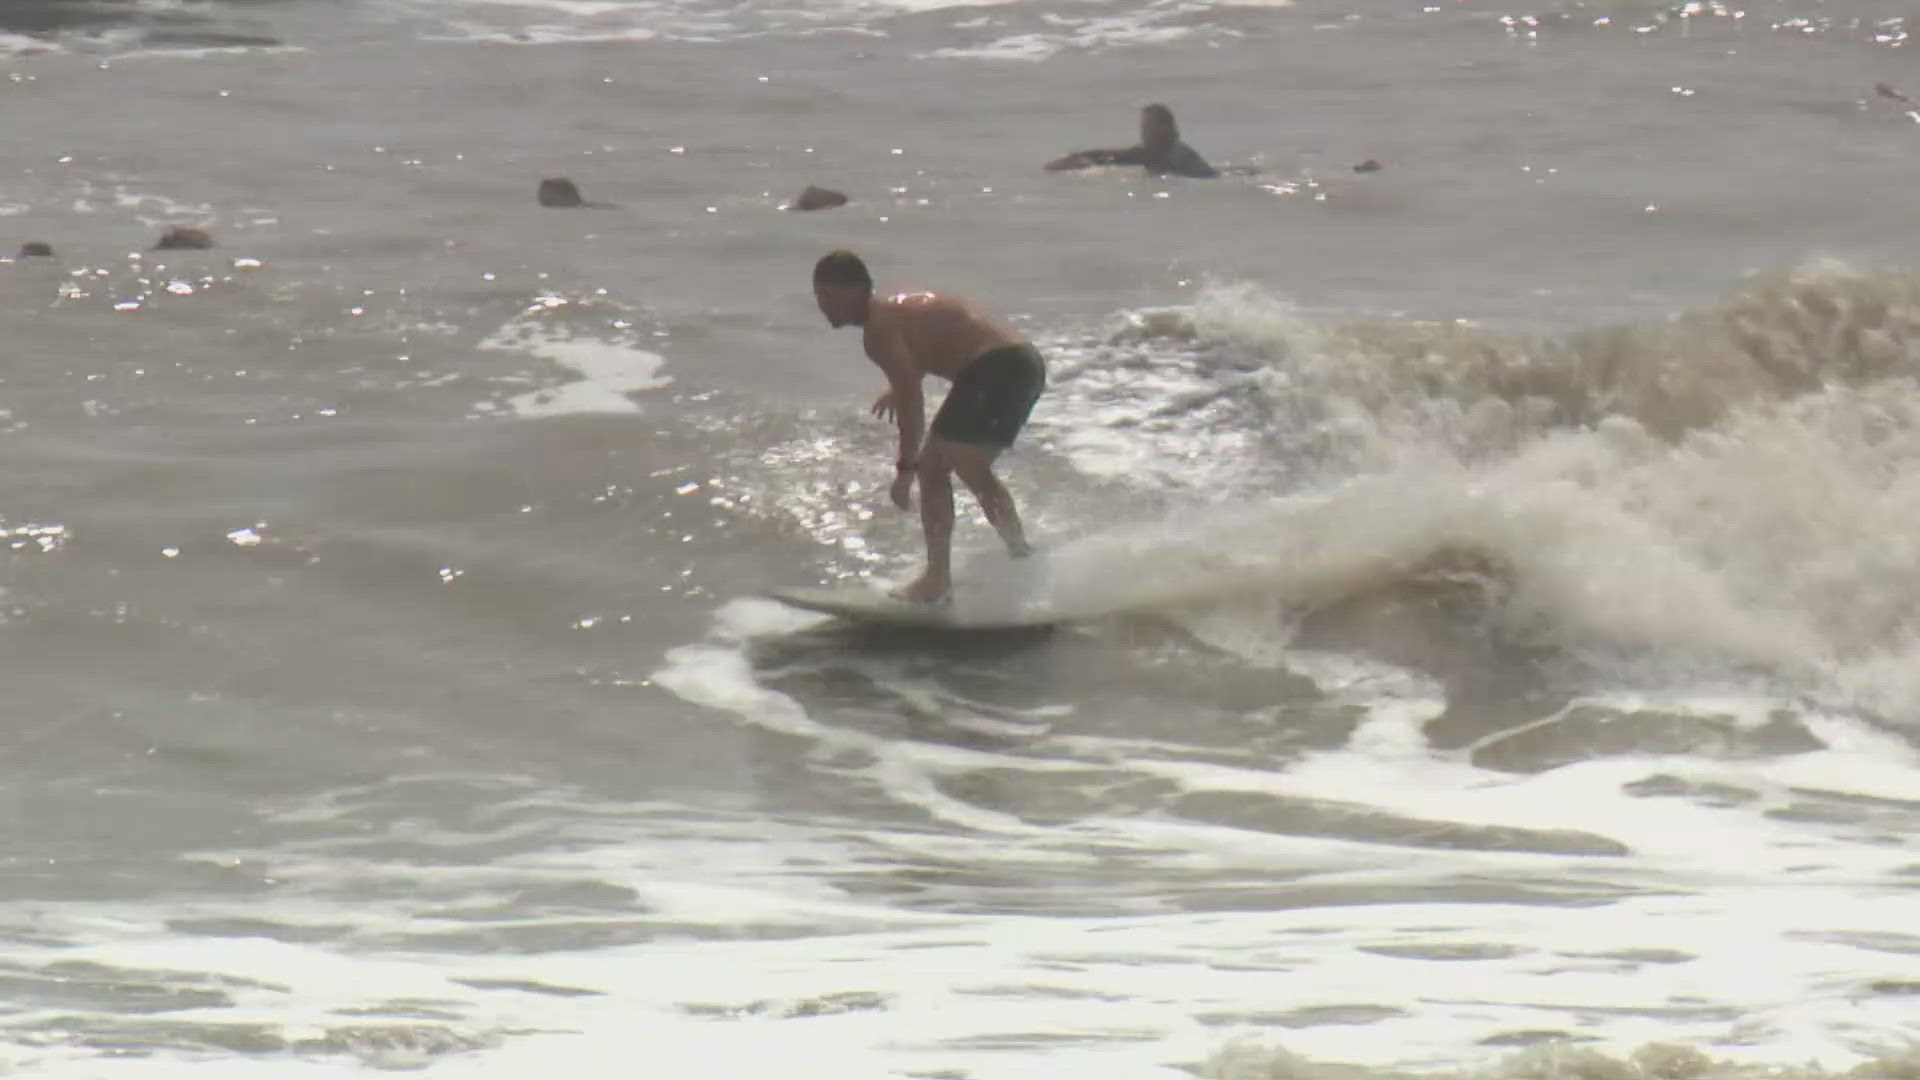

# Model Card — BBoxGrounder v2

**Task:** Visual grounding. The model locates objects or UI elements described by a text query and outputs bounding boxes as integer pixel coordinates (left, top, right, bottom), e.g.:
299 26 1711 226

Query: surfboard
767 585 1060 630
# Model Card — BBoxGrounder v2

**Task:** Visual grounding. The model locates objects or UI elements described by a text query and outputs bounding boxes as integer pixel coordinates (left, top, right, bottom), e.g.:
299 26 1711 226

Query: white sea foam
921 17 1201 62
1016 274 1920 717
0 32 60 56
476 309 672 417
628 598 1920 1075
4 643 1911 1078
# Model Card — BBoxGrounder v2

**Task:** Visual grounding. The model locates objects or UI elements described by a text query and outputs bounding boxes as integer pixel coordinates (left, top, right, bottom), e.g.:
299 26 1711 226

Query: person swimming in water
1045 103 1219 179
811 250 1046 605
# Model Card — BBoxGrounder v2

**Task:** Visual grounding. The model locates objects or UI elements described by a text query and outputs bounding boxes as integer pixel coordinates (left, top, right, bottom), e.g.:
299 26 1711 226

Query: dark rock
538 177 586 208
786 185 848 212
1353 159 1383 173
16 242 53 258
153 226 214 250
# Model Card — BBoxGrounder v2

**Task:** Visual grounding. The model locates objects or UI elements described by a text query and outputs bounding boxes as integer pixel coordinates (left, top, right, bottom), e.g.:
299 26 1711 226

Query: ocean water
3 0 1920 1076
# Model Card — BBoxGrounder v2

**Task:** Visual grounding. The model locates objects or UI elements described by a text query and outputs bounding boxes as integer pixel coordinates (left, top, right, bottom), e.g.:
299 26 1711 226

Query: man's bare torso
863 291 1026 381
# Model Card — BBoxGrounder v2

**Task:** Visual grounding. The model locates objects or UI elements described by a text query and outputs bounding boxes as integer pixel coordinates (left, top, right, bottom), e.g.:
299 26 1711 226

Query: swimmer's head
1141 103 1178 151
813 249 873 328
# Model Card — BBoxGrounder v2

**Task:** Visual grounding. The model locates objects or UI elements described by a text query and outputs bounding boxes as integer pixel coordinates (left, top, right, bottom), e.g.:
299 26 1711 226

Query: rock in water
538 177 586 207
787 185 848 211
154 226 214 250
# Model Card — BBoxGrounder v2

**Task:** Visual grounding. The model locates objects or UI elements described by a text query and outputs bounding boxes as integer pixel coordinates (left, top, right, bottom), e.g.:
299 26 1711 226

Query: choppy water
3 0 1920 1076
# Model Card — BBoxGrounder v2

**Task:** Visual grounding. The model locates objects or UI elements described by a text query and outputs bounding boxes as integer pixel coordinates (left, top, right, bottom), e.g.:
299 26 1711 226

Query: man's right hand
889 469 914 511
870 390 898 423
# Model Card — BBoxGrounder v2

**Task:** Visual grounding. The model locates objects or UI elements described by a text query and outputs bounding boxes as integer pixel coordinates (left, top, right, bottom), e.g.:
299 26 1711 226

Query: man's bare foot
896 573 951 605
1007 538 1033 559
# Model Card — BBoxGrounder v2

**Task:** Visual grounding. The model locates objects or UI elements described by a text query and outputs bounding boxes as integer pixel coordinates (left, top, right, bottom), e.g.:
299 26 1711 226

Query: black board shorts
929 344 1046 449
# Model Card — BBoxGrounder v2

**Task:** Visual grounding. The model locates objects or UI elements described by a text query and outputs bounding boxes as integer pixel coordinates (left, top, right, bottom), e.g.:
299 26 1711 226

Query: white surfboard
767 584 1060 630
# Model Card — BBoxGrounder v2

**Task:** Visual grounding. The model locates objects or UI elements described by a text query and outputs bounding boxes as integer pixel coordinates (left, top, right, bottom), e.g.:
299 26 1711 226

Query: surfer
812 250 1046 605
1044 103 1219 179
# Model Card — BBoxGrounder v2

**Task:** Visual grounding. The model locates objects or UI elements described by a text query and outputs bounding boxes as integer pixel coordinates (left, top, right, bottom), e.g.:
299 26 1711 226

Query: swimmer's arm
865 325 926 471
1045 146 1148 171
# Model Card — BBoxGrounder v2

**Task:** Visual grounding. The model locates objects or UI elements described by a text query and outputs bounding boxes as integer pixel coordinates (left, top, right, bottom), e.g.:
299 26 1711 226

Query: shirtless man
1045 103 1219 179
812 250 1046 604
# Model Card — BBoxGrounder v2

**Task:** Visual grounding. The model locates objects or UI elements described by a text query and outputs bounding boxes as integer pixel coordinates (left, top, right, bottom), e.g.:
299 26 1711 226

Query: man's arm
865 322 925 471
889 363 925 472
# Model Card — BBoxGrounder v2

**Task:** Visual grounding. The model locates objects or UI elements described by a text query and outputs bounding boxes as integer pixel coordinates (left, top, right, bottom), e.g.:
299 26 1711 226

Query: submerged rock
537 177 585 207
786 185 848 211
16 242 53 258
538 177 585 207
154 226 214 250
537 177 616 209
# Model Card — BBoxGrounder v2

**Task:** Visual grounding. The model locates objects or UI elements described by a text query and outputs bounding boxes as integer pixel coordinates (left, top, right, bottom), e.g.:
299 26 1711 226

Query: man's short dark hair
813 249 872 290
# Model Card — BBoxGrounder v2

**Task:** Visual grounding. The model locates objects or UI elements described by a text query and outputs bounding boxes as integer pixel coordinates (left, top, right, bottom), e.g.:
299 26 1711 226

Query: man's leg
900 442 957 603
949 444 1031 557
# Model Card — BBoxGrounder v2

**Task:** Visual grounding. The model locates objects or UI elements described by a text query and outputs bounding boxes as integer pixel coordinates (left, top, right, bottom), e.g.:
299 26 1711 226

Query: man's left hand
889 469 914 511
